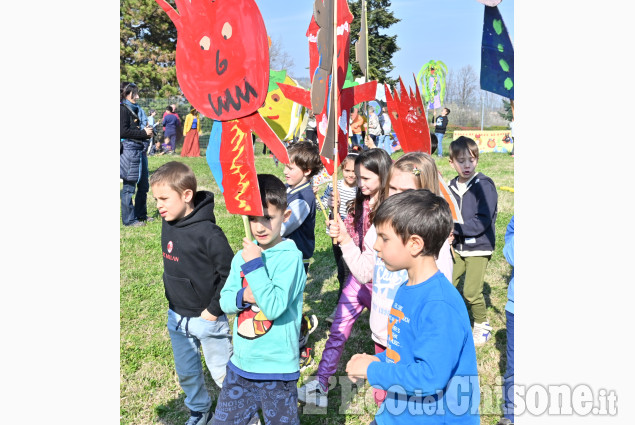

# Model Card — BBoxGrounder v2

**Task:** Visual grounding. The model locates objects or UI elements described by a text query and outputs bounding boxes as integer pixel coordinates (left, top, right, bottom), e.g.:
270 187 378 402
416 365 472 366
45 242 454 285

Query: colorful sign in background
453 130 513 153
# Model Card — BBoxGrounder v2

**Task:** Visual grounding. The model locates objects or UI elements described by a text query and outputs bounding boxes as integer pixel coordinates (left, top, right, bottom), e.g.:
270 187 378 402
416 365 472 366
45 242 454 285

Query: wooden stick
242 215 253 240
315 193 330 222
331 0 339 244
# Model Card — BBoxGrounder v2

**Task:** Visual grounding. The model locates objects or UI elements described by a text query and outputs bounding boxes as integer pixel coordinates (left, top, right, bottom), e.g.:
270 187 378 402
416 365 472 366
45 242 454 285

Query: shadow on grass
494 328 508 376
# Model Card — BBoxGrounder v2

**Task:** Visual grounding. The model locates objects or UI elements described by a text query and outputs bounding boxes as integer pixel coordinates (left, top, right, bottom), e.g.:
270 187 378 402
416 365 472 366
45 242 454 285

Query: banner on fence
452 130 513 153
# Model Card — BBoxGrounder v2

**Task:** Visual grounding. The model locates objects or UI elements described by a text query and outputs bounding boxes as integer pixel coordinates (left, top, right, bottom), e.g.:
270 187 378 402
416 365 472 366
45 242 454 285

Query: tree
120 0 181 98
498 99 513 122
269 36 295 72
348 0 400 85
454 65 478 108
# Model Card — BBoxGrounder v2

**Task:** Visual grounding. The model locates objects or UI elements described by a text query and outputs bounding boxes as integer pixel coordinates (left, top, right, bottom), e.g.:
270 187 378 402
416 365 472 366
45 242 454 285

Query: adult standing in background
367 107 382 146
305 109 318 145
434 107 450 157
162 105 181 154
120 82 154 227
181 108 201 157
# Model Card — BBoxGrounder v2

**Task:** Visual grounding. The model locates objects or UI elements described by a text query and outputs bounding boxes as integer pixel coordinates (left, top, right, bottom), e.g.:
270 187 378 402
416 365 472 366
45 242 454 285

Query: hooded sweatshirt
161 191 234 318
220 239 306 378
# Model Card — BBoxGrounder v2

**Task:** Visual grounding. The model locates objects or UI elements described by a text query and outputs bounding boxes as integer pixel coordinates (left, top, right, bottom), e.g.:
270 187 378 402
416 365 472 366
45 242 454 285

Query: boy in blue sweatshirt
346 189 480 425
214 174 306 425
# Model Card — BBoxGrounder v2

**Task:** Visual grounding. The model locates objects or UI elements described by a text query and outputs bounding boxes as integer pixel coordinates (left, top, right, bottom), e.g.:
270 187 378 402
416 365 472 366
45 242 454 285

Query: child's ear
407 234 425 256
182 189 194 203
283 208 292 223
304 169 312 178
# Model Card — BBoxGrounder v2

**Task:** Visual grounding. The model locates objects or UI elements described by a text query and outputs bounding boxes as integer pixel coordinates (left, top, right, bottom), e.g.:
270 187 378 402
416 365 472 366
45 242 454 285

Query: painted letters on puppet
155 0 290 216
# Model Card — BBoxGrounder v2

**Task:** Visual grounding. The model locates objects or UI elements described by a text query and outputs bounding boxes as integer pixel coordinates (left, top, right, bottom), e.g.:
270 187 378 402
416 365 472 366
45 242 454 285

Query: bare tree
455 65 478 108
269 36 295 73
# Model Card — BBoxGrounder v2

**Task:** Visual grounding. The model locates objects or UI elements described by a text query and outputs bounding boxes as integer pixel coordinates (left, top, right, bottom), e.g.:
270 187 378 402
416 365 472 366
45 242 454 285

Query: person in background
181 108 202 157
434 107 450 157
120 81 154 227
162 105 181 154
305 109 318 146
367 107 382 146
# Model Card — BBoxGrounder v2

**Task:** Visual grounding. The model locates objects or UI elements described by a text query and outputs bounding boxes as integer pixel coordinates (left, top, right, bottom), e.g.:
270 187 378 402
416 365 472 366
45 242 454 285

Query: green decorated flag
480 5 514 99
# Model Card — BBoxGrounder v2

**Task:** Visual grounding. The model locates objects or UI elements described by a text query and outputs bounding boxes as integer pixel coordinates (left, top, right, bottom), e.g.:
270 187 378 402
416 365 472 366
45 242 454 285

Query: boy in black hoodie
150 161 234 425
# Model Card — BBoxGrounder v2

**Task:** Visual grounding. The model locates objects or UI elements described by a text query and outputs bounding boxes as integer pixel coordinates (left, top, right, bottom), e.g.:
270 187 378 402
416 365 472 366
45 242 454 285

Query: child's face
358 165 381 198
450 150 478 183
284 161 311 187
151 183 193 222
374 222 411 272
342 161 357 186
388 169 418 197
248 203 291 250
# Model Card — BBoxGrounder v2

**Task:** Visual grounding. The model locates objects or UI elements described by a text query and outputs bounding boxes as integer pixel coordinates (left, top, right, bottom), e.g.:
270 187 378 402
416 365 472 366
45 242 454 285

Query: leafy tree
120 0 181 98
348 0 400 86
498 99 513 122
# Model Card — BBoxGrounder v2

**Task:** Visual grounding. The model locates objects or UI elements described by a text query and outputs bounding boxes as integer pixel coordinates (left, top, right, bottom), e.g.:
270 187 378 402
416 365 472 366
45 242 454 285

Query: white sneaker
297 379 328 408
325 307 337 324
472 321 493 347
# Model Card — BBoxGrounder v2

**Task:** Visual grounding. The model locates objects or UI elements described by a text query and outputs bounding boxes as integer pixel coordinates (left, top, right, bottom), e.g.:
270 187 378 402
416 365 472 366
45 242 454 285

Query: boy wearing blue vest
346 189 480 425
280 141 323 368
214 174 306 425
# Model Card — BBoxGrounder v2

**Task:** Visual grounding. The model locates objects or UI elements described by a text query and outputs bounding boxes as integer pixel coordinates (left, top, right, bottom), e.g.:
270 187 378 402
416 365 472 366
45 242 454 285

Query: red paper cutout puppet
385 76 431 154
384 76 463 223
278 0 377 175
155 0 289 216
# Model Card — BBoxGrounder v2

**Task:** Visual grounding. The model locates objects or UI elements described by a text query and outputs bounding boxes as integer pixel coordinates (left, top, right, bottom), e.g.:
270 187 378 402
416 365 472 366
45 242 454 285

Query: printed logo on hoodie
236 272 273 340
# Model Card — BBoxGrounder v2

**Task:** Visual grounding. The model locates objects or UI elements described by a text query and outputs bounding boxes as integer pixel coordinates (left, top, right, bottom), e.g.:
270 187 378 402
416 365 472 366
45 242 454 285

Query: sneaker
472 321 493 347
299 346 313 371
496 418 513 425
298 379 328 408
142 216 156 223
299 314 318 348
184 408 213 425
325 307 337 324
246 414 261 425
126 221 146 227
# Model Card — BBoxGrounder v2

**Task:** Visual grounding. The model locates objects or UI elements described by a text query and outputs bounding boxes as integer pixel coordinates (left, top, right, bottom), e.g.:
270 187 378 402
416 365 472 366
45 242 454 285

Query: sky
255 0 514 81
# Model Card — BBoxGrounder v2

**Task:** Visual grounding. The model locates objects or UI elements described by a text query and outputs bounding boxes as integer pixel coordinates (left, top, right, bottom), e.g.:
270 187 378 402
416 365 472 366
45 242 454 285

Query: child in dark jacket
448 136 498 346
150 161 234 425
280 141 323 369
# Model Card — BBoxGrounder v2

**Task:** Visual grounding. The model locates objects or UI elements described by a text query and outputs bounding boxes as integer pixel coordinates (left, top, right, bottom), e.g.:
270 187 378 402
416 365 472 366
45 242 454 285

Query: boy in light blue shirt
214 174 306 425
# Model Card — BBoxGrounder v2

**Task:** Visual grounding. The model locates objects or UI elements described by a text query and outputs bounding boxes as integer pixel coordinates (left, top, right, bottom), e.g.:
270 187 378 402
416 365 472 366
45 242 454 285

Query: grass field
120 143 514 425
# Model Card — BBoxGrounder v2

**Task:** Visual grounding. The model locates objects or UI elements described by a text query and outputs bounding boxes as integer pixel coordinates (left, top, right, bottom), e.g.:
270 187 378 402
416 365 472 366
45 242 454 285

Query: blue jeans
168 309 233 413
377 134 392 154
435 132 445 156
502 310 514 421
120 154 149 225
351 133 361 147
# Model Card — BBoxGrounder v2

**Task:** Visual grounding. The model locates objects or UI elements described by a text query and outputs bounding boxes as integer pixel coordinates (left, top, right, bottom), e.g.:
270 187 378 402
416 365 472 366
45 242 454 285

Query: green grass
121 144 514 424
